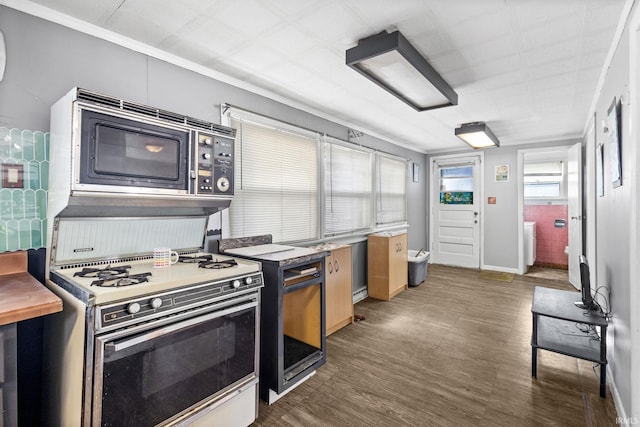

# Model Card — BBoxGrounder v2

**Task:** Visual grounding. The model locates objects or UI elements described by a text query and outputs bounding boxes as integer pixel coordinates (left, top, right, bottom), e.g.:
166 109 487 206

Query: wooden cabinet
367 232 408 301
325 245 353 336
0 251 62 426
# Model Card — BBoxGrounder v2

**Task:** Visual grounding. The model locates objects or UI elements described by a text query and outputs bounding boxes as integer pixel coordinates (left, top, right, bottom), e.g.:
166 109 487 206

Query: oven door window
80 110 189 190
95 304 256 426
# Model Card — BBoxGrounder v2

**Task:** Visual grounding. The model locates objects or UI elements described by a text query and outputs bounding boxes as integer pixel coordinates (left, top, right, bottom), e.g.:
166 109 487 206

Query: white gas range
44 217 264 427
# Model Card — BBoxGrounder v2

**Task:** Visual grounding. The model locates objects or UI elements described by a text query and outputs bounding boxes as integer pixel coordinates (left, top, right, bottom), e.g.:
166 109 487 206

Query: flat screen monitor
575 255 597 310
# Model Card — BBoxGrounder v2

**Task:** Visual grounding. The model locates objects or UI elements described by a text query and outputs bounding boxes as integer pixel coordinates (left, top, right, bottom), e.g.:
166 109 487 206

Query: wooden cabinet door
367 233 407 300
389 233 408 294
325 246 353 336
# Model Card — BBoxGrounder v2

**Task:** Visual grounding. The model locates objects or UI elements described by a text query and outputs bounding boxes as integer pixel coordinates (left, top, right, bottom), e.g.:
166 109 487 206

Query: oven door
92 296 258 427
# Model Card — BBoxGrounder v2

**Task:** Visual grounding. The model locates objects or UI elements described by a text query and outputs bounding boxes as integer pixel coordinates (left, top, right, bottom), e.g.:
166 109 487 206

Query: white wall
591 5 635 418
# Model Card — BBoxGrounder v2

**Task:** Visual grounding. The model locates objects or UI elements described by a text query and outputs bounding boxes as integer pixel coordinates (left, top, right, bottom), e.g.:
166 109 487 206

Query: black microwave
80 110 191 191
49 88 235 205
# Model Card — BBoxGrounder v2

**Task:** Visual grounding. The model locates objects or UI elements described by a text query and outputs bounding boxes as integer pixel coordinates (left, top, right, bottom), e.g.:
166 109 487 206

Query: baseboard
608 365 630 426
480 264 520 275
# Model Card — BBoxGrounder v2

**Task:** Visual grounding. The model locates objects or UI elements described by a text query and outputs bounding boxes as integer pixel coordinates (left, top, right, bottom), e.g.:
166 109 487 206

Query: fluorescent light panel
455 122 500 149
346 30 457 111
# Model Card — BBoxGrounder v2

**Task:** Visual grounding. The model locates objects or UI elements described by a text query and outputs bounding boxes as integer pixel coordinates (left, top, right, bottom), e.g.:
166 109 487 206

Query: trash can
408 250 429 287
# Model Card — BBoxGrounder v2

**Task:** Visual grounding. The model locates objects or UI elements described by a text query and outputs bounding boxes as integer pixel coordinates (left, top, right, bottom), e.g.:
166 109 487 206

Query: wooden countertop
0 251 62 326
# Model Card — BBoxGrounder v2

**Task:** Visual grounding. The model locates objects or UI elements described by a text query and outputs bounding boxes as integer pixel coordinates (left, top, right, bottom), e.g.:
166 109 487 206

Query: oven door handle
105 299 257 353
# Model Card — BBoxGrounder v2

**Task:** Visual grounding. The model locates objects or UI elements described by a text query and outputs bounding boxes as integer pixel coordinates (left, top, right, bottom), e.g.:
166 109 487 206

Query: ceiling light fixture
346 30 458 111
454 122 500 149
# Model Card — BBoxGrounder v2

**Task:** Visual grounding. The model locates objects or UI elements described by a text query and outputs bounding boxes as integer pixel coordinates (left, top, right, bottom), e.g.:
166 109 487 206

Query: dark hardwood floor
253 264 618 426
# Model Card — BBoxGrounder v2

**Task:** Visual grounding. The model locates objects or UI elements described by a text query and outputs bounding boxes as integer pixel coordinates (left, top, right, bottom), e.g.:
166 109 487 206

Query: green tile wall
0 128 49 251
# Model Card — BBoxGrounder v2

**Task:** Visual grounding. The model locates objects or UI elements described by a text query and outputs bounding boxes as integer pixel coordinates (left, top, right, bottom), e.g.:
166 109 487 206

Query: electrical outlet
1 163 24 188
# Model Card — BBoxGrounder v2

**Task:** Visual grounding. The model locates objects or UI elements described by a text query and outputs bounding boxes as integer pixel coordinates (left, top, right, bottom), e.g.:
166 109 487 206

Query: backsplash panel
0 128 49 251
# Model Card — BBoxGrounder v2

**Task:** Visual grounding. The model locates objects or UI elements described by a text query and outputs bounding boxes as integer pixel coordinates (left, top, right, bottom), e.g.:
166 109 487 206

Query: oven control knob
244 276 253 285
150 298 163 309
127 302 141 314
232 280 241 289
202 153 211 160
217 177 230 192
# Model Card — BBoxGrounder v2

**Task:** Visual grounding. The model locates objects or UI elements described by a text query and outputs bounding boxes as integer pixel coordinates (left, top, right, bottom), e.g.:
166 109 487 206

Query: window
439 166 473 205
524 162 563 199
223 107 409 242
228 112 319 243
375 154 407 226
324 140 372 235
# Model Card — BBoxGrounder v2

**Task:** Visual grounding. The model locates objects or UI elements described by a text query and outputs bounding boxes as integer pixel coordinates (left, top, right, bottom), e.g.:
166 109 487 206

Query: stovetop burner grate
199 259 238 269
91 272 152 287
178 254 214 263
72 264 153 287
74 265 133 278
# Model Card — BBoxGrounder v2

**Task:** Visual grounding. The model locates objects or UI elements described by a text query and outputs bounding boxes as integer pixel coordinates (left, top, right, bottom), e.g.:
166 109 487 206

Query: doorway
429 154 483 268
517 144 581 285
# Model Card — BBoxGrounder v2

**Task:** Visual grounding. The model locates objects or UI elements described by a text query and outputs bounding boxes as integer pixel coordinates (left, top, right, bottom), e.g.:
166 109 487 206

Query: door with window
431 157 481 268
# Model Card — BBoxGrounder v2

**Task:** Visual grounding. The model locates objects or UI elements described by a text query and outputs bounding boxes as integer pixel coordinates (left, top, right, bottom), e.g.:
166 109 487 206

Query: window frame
222 108 321 243
374 152 408 229
523 161 566 201
322 136 374 237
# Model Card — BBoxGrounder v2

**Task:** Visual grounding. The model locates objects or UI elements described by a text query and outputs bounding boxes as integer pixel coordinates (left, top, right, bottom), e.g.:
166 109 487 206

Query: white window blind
324 140 373 235
524 161 563 198
376 154 407 226
229 114 318 243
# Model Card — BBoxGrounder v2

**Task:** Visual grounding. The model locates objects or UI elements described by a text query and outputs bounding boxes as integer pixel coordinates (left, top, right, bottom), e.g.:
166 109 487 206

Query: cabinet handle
328 260 333 274
334 260 339 272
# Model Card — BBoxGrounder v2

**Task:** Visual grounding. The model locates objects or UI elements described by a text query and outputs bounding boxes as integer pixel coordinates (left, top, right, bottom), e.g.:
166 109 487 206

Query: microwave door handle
105 299 257 352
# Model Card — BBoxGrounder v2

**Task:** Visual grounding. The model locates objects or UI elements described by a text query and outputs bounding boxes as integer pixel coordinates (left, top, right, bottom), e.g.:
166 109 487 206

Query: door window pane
440 166 473 205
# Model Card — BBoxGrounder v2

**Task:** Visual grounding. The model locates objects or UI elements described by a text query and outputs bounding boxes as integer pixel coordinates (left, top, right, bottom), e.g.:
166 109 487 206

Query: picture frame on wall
607 97 622 188
495 164 509 182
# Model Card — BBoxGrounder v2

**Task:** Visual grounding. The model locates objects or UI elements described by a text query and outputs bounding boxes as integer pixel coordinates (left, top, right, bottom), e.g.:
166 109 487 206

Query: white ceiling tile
261 27 319 57
202 0 285 39
175 18 246 58
297 2 367 44
521 17 583 50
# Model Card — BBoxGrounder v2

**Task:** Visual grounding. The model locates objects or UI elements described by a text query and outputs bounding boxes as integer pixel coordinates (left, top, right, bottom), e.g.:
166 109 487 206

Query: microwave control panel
195 132 234 196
